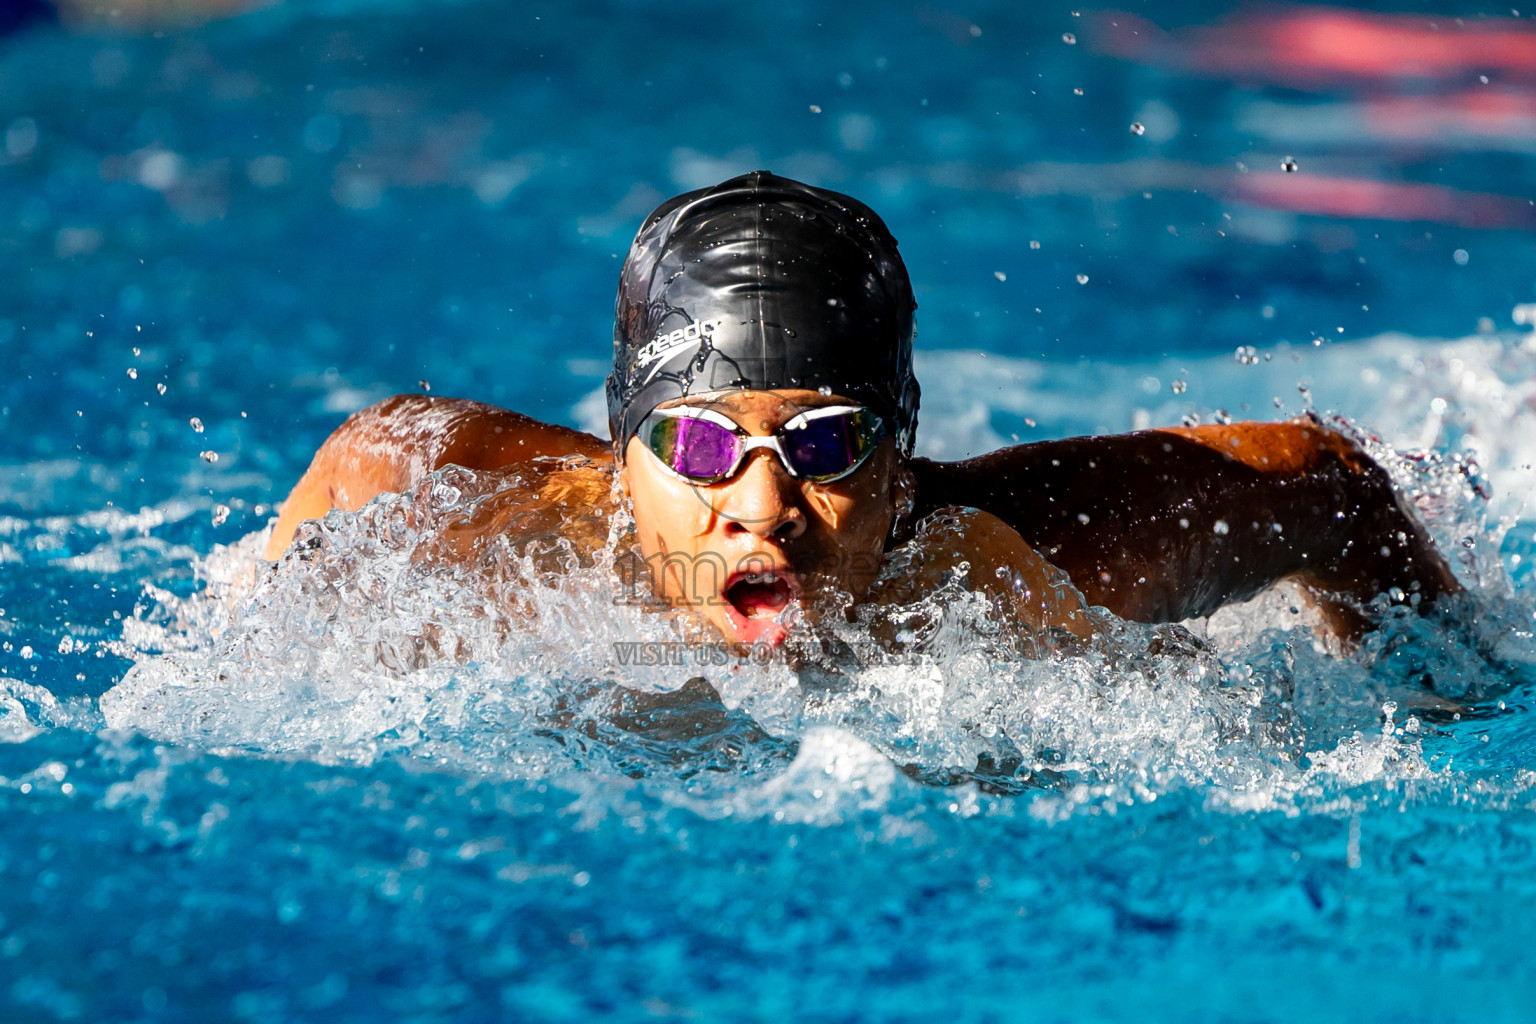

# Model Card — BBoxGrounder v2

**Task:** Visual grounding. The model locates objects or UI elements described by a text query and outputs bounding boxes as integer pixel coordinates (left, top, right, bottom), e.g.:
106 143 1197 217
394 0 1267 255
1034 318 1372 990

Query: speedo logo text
635 318 724 368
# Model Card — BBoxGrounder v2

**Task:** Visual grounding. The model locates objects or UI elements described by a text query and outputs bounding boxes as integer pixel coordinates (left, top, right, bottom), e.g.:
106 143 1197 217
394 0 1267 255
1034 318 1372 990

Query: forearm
263 395 610 560
909 419 1457 622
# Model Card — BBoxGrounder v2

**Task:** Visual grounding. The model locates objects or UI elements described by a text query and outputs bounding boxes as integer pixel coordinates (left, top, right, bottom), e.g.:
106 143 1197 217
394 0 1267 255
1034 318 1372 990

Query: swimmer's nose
720 449 807 541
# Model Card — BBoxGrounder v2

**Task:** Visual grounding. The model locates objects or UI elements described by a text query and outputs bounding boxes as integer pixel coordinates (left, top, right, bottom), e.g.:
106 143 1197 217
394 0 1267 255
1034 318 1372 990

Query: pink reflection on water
1096 6 1536 87
1231 172 1536 229
1087 5 1536 229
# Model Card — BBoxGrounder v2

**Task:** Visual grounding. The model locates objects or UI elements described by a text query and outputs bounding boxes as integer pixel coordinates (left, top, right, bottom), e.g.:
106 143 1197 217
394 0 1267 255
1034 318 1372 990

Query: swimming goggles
637 404 886 485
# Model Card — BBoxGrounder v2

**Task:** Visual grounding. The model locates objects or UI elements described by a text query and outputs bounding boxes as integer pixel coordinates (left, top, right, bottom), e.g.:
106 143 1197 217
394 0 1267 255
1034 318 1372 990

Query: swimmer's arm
909 418 1458 629
264 394 611 560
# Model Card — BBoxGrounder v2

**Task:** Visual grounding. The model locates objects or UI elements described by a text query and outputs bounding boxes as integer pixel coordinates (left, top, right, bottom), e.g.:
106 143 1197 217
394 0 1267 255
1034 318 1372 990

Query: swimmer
263 171 1457 649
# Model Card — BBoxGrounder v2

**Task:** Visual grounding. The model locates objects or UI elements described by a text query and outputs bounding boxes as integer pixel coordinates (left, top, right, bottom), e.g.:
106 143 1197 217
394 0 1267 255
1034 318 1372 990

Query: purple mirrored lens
783 410 879 479
665 416 743 481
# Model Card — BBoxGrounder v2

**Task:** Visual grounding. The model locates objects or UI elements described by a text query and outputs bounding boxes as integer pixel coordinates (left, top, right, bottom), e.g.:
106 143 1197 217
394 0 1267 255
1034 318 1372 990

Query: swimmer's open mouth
723 570 798 620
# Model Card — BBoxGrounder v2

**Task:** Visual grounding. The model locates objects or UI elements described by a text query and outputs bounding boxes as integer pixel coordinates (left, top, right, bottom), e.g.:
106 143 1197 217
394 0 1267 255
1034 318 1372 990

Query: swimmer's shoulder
873 506 1095 642
352 394 611 469
265 394 611 560
426 456 617 568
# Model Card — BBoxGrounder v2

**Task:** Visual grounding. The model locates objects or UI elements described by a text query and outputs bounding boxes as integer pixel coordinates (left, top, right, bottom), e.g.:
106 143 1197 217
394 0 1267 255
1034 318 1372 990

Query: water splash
93 428 1531 823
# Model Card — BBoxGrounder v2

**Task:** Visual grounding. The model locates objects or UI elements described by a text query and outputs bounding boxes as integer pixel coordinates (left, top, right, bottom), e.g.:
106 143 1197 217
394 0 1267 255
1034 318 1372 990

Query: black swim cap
606 170 919 456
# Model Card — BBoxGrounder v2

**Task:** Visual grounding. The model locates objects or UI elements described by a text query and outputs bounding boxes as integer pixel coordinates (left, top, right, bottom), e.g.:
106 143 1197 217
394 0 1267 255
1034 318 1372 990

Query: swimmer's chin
718 612 791 648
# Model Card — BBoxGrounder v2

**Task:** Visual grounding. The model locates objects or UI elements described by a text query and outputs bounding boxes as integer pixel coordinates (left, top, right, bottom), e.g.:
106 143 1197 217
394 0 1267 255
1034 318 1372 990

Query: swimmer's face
618 389 902 648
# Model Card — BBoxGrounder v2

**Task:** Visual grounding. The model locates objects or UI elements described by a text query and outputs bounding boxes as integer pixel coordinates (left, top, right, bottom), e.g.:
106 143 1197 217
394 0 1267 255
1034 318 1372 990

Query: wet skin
264 393 1457 644
265 394 610 561
909 420 1459 635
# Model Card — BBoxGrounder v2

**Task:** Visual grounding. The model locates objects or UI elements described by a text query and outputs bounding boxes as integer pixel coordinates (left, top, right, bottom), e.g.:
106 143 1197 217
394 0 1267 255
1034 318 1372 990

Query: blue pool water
4 1 1536 1020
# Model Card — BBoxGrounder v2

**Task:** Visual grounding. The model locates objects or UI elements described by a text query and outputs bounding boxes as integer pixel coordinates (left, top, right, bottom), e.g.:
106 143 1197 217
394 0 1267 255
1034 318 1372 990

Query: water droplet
132 346 140 356
1213 409 1232 425
1170 379 1187 394
1129 122 1146 136
200 450 219 463
818 385 832 396
1061 32 1077 44
1213 519 1230 536
126 367 137 379
1181 412 1200 427
1234 345 1259 365
1453 248 1470 266
189 417 204 433
994 271 1006 282
156 382 167 395
809 104 822 114
212 504 230 526
1280 156 1299 172
1073 87 1084 95
1029 240 1041 249
1076 273 1089 284
1024 417 1036 427
419 379 431 392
